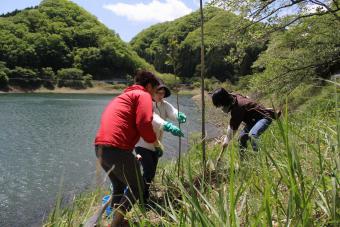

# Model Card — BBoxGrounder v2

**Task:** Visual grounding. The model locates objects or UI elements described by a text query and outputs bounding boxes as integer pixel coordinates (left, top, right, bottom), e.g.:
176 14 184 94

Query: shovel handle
216 146 226 167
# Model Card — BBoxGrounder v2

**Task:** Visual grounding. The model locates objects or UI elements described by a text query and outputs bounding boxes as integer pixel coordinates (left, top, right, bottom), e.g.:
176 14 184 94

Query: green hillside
130 7 267 82
0 0 152 90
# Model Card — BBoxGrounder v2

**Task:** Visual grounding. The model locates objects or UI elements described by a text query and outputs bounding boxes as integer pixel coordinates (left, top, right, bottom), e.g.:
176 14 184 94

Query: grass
44 83 339 226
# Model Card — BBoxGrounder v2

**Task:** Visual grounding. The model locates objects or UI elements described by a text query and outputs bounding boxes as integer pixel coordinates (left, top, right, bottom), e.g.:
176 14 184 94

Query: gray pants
95 145 144 211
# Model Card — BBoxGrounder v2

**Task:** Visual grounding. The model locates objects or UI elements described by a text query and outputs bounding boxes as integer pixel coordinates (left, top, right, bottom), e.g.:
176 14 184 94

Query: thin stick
177 89 182 178
199 0 206 174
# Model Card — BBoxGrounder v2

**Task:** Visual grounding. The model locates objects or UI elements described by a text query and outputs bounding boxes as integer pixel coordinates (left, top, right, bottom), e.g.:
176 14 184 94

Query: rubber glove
154 140 164 157
177 112 187 123
163 122 184 137
154 146 164 157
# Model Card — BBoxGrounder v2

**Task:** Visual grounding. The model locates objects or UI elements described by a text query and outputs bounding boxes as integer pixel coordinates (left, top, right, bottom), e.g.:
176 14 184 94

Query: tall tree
212 0 340 30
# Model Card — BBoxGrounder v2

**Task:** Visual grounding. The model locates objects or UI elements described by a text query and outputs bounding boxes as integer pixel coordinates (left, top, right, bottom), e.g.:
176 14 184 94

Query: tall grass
44 84 339 226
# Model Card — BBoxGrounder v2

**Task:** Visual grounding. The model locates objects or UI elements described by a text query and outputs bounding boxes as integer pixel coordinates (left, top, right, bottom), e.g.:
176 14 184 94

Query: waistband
95 144 132 153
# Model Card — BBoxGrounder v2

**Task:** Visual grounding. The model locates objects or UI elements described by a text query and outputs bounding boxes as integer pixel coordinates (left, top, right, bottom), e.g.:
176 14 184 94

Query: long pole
175 68 181 178
199 0 206 172
177 87 181 178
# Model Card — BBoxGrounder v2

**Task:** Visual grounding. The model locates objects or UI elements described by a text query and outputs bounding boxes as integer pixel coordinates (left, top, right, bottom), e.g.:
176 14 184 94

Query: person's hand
163 122 184 137
153 140 164 157
222 142 228 149
154 146 164 157
136 154 142 161
177 112 187 123
222 134 230 149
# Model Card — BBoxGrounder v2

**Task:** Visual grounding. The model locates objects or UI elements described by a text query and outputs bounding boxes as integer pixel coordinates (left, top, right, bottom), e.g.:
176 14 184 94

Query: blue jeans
239 118 271 151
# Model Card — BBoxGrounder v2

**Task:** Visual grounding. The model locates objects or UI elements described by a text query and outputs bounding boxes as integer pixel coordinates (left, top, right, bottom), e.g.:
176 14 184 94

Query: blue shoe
102 195 112 217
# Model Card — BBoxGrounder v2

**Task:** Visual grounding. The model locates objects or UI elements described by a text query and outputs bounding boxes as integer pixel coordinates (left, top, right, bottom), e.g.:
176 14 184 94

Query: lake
0 93 218 227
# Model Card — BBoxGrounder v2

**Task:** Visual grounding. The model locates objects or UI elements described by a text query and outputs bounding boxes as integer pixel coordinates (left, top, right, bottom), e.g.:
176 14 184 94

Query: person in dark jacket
94 70 161 227
211 88 280 153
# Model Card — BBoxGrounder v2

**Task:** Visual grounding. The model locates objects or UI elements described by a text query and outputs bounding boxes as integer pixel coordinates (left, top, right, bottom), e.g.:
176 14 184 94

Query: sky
0 0 207 42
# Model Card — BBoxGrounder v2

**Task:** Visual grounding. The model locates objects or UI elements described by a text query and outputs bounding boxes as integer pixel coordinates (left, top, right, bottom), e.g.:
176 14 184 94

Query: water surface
0 93 217 226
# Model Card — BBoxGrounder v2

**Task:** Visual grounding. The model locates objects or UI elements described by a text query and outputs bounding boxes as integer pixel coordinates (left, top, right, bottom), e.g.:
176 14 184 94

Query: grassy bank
44 83 339 226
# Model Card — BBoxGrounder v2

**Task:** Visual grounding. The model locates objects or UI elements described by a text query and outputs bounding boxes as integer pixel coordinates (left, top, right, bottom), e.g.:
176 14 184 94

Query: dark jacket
229 94 277 130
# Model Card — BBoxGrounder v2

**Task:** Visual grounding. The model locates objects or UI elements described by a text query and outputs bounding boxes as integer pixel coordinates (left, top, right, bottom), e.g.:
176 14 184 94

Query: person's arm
164 100 178 121
154 112 184 137
164 100 186 123
222 109 241 148
135 92 157 143
152 112 166 132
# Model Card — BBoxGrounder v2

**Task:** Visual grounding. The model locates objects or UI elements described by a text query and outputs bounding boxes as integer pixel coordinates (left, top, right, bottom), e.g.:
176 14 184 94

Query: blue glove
163 122 184 137
177 112 187 123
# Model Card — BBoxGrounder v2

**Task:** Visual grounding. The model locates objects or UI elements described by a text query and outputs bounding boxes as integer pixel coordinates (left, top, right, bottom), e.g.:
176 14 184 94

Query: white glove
222 136 229 148
222 125 235 148
136 154 142 161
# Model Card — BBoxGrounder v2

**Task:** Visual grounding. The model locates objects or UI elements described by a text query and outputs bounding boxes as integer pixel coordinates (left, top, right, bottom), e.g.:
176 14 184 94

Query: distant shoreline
0 88 122 95
0 85 200 95
0 81 122 95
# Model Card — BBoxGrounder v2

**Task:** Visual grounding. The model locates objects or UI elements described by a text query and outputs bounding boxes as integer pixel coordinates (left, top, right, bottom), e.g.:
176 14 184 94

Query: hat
157 82 171 98
211 88 234 107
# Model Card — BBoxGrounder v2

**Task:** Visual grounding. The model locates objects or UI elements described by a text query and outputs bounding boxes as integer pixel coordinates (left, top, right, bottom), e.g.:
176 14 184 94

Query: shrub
193 81 201 88
8 67 41 89
156 73 179 89
0 62 9 89
126 74 134 86
40 67 56 89
112 83 126 90
83 74 93 88
0 71 9 89
57 68 85 89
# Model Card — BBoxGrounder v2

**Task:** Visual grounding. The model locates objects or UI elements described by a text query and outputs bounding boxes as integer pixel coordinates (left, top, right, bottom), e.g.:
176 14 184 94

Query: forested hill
131 5 340 96
130 7 268 82
0 0 152 90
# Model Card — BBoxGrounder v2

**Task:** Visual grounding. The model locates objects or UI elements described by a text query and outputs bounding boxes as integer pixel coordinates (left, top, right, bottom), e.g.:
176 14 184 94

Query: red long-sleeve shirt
94 85 156 150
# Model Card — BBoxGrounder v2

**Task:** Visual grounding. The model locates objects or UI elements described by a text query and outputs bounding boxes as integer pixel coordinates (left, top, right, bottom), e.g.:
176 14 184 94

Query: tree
250 13 340 95
73 47 102 78
211 0 340 31
30 34 71 69
131 7 268 81
0 0 154 91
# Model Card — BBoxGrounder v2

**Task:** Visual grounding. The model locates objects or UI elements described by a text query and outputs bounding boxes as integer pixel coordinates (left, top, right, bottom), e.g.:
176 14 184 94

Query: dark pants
135 146 159 201
239 118 272 152
95 145 144 211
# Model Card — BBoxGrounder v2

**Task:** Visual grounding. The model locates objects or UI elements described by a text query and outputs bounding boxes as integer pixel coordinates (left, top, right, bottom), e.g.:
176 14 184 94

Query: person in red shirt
94 70 161 227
